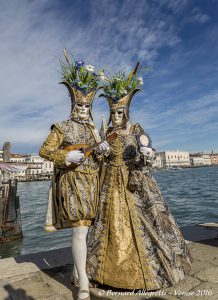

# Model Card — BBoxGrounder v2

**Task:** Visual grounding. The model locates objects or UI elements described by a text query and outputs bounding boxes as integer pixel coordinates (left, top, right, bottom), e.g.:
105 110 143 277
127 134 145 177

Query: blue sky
0 0 218 154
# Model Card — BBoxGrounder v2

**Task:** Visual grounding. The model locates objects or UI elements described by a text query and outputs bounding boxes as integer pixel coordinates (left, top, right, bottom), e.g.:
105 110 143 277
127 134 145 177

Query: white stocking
73 262 79 280
72 226 89 299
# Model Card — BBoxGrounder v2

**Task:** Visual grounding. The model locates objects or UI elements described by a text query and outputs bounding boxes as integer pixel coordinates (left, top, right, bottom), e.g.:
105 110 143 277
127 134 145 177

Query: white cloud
129 88 218 151
0 0 184 152
183 6 211 25
0 0 216 154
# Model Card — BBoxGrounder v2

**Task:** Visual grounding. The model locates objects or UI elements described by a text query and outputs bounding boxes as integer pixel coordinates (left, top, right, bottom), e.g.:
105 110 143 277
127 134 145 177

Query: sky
0 0 218 154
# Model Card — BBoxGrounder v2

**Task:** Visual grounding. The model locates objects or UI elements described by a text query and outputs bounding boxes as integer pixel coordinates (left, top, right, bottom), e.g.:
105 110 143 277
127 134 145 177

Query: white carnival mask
74 102 90 120
111 108 126 127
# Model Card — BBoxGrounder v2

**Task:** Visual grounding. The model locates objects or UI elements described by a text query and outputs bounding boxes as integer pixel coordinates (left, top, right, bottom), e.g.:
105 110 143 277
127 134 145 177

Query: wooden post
0 142 23 242
3 142 11 182
0 179 23 242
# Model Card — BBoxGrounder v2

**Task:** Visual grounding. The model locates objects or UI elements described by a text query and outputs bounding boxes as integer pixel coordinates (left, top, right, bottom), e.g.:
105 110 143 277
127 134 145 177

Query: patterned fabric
87 122 193 290
39 118 101 230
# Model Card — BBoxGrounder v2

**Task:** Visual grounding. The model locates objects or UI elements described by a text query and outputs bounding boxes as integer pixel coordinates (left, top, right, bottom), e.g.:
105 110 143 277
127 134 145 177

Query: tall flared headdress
100 62 143 124
59 81 99 119
59 48 103 119
100 88 141 124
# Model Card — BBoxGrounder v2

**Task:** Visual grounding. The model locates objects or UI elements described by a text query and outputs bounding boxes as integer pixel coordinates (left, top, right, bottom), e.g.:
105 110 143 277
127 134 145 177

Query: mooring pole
0 142 23 243
3 142 11 182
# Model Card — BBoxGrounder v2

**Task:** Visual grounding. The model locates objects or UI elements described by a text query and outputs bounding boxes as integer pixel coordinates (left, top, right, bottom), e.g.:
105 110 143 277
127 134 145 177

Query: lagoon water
0 166 218 258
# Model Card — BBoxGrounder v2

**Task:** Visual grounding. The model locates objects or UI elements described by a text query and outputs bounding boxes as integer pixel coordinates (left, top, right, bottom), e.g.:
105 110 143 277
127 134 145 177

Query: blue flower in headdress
113 97 120 103
91 72 97 77
76 60 85 68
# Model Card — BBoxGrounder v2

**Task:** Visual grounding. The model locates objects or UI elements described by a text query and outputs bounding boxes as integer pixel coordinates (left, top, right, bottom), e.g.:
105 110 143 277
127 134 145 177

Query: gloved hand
65 150 84 166
96 141 110 154
139 146 154 159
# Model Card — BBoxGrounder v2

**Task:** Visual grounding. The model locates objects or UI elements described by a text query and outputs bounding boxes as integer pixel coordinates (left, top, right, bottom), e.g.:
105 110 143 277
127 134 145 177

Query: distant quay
18 177 51 182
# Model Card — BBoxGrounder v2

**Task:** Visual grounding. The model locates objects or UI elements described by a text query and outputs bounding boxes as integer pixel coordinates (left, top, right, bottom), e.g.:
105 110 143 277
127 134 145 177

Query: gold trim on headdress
100 88 142 111
59 81 96 108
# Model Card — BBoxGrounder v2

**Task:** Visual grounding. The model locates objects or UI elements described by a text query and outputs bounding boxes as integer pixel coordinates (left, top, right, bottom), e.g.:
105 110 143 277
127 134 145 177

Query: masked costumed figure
39 51 109 300
87 64 192 290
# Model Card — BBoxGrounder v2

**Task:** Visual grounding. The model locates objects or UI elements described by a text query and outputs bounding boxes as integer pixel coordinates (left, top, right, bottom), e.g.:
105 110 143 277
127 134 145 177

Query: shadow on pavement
3 284 35 300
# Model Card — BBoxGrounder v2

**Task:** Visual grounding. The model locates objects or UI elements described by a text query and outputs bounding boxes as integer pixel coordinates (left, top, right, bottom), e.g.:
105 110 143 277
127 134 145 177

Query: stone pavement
0 236 218 299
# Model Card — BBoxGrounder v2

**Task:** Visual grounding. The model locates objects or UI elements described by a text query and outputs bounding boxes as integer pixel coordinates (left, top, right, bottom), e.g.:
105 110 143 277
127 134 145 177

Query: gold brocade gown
87 123 192 290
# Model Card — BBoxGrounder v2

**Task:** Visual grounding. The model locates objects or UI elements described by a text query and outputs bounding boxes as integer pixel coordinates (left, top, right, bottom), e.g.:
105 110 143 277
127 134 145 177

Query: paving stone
0 272 38 285
194 265 218 284
209 257 218 266
187 241 218 263
189 260 211 276
38 269 74 300
1 240 218 300
4 275 61 299
0 257 39 281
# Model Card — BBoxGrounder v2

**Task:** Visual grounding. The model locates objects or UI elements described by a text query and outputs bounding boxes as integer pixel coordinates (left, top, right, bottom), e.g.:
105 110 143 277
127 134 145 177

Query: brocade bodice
56 119 97 146
107 125 140 166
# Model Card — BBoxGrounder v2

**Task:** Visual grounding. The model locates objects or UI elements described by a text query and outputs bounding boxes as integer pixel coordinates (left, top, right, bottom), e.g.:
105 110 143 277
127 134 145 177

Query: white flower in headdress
99 71 107 81
138 76 143 85
85 65 95 72
120 88 128 95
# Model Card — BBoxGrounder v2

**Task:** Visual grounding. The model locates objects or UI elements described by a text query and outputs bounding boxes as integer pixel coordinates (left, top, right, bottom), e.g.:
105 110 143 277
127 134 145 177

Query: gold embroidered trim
71 219 93 227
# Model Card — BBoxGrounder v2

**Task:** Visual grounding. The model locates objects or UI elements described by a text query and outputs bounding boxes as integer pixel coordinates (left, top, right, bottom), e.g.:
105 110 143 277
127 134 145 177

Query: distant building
152 153 163 169
190 152 212 166
9 153 53 181
10 153 29 163
26 154 53 180
10 165 28 181
26 154 44 164
211 154 218 165
42 160 54 178
25 154 44 180
202 154 211 165
159 150 190 167
190 156 204 166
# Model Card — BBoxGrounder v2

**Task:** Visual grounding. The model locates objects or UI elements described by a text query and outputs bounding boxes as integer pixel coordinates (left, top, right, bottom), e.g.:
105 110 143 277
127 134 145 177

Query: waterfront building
26 154 44 164
25 154 54 180
159 150 190 167
42 160 54 179
25 154 44 180
0 146 54 181
202 154 211 165
10 165 28 181
10 153 29 163
153 153 163 169
190 152 212 166
211 154 218 165
8 153 53 181
190 156 204 166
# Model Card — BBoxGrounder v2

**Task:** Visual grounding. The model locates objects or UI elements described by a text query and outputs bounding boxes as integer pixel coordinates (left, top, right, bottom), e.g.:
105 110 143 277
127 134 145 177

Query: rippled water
1 166 217 258
154 166 218 227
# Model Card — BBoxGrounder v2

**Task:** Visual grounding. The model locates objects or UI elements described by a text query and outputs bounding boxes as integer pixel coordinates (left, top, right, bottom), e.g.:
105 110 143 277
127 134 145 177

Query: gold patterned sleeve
39 125 68 167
